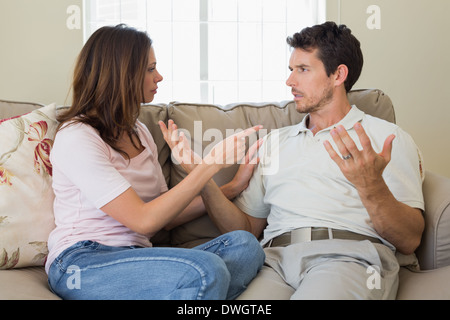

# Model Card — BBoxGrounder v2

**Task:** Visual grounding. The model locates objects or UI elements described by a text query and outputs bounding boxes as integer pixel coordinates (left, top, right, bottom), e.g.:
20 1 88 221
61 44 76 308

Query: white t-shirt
234 106 425 250
45 120 168 273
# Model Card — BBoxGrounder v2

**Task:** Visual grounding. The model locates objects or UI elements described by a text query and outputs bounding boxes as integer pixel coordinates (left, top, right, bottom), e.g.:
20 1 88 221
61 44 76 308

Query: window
84 0 326 104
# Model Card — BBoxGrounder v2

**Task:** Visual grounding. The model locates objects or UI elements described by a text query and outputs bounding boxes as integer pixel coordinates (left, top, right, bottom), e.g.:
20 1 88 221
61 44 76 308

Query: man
200 21 425 299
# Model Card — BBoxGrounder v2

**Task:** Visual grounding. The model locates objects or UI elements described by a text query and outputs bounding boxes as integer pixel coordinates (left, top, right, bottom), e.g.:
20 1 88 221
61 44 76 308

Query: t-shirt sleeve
51 123 131 209
383 127 425 210
233 135 272 219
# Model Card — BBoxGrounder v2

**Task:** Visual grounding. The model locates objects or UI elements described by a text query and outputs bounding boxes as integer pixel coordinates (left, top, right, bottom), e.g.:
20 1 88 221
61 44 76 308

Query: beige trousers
238 239 399 300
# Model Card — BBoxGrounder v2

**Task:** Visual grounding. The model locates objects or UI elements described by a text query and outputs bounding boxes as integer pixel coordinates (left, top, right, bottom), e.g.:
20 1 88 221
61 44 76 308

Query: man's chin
295 102 312 114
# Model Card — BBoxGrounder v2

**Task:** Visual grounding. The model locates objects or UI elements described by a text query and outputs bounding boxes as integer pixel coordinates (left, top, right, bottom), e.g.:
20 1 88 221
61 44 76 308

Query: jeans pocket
54 240 100 272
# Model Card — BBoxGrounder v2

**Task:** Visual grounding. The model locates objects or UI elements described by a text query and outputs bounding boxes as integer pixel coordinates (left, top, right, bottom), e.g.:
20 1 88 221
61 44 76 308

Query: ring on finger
342 154 352 160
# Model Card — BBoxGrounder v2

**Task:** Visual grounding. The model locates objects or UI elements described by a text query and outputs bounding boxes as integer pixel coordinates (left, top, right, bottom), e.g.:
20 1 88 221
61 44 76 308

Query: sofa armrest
416 171 450 270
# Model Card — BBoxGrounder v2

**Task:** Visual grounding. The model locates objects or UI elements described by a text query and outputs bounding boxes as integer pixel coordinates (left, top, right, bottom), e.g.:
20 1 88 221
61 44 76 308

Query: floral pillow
0 103 57 269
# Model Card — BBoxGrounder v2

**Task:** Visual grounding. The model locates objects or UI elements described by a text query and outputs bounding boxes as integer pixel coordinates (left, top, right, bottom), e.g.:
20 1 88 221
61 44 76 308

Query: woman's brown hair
58 24 152 159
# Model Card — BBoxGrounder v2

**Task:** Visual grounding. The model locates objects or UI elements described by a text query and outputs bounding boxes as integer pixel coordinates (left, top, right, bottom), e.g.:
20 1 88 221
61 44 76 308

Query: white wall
0 0 449 178
0 0 83 105
327 0 450 178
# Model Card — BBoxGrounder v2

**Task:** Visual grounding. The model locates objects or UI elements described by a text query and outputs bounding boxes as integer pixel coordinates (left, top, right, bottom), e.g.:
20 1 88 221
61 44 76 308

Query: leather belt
264 227 382 248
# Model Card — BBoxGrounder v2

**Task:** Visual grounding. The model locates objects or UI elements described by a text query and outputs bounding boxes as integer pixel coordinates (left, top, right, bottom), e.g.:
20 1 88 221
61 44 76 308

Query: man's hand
323 122 395 190
323 122 424 254
225 138 264 199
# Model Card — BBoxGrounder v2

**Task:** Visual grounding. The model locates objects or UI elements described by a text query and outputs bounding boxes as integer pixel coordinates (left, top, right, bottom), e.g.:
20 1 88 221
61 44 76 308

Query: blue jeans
47 230 265 300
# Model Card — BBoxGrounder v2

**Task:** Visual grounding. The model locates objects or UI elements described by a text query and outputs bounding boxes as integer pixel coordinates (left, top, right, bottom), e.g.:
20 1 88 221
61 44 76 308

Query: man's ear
333 64 348 87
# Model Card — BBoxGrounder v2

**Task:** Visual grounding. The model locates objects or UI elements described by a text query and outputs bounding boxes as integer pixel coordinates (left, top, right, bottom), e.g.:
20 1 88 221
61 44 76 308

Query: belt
264 227 382 248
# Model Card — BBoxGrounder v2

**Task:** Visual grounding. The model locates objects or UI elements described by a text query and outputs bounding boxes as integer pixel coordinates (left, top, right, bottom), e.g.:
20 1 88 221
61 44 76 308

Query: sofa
1 89 450 300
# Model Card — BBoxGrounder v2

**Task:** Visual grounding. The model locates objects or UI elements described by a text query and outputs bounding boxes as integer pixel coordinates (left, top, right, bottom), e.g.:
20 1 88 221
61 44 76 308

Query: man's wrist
220 182 239 200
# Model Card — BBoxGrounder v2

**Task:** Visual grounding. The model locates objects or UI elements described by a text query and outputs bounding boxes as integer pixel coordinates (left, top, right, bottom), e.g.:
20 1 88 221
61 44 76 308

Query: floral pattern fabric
0 103 58 269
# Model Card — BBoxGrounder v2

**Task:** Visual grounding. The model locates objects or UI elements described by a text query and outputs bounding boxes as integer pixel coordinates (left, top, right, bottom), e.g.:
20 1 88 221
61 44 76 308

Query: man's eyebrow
289 64 310 70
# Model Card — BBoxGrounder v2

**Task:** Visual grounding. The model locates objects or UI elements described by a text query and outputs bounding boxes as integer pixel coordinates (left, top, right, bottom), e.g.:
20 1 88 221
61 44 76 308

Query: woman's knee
192 251 231 299
227 230 265 262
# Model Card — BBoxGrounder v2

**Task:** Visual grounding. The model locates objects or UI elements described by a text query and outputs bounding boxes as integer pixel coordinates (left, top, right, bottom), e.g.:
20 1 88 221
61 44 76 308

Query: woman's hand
159 120 263 173
203 125 263 170
159 120 201 173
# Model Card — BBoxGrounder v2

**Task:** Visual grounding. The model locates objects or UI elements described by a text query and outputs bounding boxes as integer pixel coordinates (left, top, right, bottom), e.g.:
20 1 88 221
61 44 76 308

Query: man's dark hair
287 21 363 92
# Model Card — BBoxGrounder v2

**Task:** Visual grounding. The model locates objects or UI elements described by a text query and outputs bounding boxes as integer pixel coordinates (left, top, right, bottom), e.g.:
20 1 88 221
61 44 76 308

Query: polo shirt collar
289 105 365 137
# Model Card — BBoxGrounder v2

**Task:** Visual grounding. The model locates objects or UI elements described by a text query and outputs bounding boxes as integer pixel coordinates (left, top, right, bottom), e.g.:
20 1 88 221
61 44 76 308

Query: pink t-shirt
45 120 168 273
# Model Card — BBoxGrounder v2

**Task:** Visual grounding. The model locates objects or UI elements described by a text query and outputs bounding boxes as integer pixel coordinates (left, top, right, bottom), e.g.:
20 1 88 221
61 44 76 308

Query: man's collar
289 105 365 137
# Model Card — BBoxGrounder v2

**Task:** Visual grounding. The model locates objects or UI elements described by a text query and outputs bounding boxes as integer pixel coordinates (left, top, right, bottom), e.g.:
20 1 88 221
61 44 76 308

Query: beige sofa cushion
397 266 450 299
166 89 395 247
0 267 59 299
0 100 44 120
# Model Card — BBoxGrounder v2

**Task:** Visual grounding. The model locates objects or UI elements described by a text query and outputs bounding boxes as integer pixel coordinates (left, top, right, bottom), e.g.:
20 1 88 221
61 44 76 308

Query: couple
46 22 424 300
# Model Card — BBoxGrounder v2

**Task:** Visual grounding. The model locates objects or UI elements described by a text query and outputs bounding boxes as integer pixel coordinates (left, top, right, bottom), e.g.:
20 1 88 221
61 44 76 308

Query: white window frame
83 0 326 104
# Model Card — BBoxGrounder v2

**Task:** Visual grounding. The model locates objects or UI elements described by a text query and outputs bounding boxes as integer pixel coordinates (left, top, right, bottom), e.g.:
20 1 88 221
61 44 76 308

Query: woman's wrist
195 161 221 180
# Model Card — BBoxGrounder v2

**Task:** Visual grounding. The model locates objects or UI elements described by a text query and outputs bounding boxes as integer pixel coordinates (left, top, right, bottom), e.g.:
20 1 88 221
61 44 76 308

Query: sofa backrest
0 99 44 121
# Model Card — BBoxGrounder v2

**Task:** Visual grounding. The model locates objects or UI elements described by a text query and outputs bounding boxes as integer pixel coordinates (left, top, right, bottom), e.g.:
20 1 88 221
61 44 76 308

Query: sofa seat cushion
397 265 450 299
236 265 295 300
0 267 59 300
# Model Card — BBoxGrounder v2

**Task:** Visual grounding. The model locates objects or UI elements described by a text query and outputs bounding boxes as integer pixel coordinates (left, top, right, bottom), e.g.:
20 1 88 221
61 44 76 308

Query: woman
45 24 265 300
